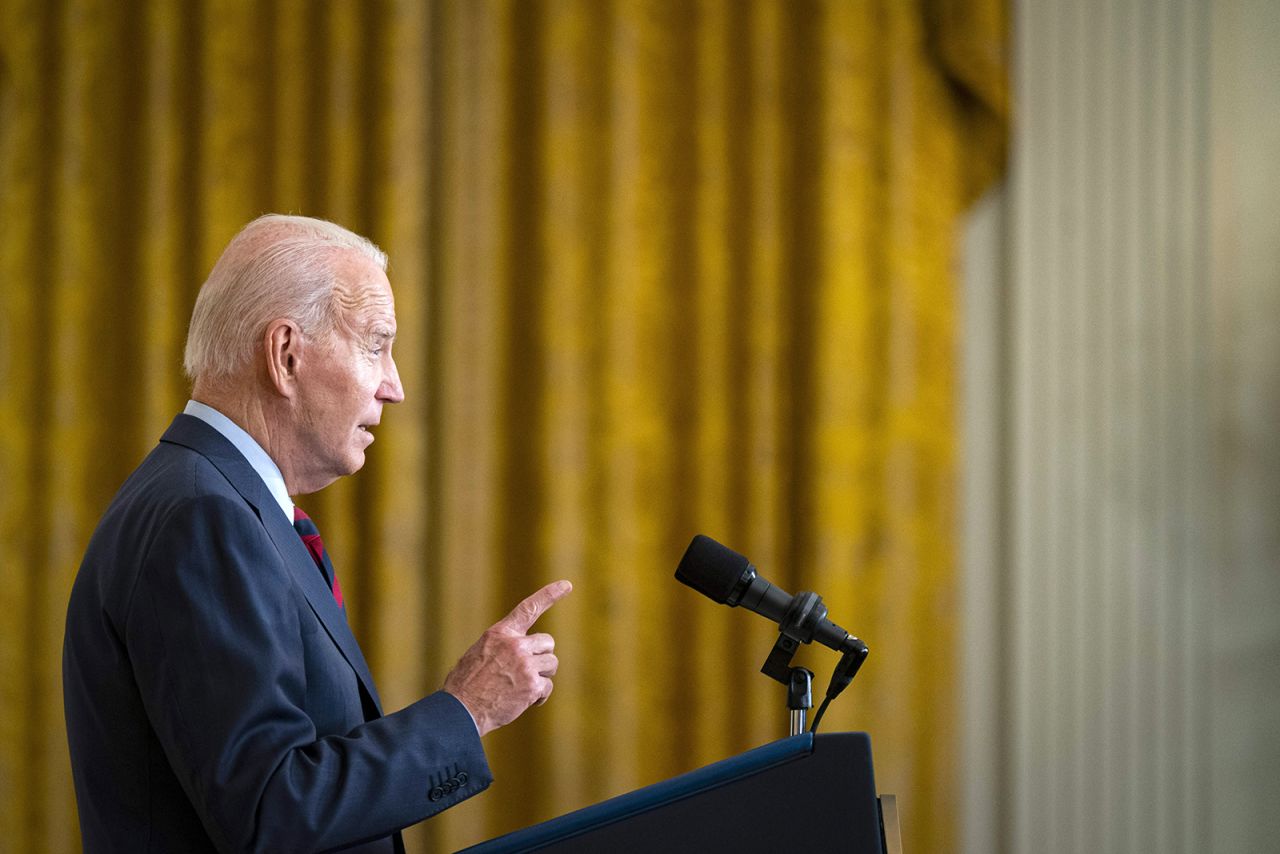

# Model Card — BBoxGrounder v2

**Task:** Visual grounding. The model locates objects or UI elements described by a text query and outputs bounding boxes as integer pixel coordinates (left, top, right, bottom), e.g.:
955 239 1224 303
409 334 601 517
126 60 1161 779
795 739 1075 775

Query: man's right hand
442 580 573 737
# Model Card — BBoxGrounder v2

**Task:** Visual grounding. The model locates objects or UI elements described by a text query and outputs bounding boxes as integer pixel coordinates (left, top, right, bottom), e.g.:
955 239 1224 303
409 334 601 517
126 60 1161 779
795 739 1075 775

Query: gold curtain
0 1 1006 851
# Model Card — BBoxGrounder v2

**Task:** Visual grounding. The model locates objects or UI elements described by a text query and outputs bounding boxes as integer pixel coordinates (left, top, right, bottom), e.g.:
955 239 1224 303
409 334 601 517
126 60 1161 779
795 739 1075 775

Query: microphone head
675 535 753 605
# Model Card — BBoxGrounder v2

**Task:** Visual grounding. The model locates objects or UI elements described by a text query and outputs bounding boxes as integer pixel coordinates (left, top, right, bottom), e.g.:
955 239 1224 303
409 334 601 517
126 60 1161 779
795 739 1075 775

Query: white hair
183 214 388 382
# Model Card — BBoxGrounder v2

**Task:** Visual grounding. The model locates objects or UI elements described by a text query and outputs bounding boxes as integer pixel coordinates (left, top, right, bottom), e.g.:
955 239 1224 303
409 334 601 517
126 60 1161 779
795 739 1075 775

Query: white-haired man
63 215 571 853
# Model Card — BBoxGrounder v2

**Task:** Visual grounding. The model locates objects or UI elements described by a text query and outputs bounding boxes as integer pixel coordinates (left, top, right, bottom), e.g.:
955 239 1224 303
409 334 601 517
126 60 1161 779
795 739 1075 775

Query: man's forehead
332 251 396 319
333 248 390 286
344 293 397 336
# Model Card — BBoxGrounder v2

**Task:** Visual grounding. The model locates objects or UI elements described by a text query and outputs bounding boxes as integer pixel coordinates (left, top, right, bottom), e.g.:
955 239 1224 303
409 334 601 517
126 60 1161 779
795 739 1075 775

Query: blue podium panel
458 733 883 854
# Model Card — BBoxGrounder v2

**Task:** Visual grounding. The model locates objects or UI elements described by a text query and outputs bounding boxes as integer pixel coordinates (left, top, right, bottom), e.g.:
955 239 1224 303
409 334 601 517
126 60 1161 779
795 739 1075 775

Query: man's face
291 252 404 490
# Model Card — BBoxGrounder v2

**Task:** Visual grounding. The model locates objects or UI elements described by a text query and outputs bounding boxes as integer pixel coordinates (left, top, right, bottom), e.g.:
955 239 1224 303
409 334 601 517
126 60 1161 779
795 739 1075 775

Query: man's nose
379 356 405 403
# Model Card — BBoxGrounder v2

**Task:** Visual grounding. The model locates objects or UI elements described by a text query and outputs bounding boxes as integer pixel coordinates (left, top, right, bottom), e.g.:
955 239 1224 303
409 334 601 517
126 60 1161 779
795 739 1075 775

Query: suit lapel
259 505 383 713
160 415 384 715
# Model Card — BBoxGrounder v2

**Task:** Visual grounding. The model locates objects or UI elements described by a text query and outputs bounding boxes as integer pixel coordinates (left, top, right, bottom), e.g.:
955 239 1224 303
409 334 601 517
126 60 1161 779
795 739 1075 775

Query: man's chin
297 451 366 494
346 449 367 474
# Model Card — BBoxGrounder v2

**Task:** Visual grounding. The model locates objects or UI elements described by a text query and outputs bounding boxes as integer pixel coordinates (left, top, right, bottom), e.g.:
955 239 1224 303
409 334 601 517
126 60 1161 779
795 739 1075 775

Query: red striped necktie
293 507 345 608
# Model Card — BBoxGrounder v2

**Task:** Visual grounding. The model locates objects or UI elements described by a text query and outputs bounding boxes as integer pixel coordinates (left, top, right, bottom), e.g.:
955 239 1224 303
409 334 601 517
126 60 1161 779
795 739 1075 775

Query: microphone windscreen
675 535 751 604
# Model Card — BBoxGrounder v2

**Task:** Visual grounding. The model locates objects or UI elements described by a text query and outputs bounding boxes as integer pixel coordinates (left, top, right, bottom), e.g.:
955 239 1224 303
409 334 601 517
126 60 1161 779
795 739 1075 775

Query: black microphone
675 534 861 655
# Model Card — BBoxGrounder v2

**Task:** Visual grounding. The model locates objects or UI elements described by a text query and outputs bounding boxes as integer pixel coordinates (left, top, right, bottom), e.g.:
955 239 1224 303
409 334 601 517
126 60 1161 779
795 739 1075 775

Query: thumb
496 580 573 635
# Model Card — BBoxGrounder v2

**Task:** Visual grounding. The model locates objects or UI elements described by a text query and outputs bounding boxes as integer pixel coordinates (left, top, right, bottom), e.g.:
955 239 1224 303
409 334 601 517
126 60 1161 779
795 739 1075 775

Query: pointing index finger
498 580 573 635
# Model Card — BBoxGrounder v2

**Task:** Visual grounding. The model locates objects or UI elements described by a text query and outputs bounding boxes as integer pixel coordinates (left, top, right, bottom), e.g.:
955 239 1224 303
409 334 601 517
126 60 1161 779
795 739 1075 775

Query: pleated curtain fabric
0 1 1006 851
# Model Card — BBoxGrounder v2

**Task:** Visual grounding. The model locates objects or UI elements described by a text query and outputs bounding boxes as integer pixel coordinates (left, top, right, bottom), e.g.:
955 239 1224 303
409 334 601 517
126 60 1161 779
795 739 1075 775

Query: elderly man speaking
63 215 571 853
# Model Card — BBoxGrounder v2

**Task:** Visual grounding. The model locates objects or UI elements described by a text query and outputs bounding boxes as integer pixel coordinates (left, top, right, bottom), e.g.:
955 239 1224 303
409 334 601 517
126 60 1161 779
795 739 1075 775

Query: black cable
809 695 834 733
808 640 869 733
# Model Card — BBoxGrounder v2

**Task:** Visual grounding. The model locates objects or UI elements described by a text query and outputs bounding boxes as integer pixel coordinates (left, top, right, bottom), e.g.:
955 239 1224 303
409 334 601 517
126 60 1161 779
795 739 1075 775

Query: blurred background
0 1 1275 853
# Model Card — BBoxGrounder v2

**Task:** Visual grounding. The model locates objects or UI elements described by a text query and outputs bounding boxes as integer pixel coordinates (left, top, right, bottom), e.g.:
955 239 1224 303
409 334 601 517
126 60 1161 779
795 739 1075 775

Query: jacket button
457 771 469 786
429 786 444 802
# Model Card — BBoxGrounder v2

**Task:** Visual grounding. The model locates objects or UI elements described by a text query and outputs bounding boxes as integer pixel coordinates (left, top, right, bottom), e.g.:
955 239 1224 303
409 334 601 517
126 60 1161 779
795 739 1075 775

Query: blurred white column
956 0 1261 851
1206 0 1280 850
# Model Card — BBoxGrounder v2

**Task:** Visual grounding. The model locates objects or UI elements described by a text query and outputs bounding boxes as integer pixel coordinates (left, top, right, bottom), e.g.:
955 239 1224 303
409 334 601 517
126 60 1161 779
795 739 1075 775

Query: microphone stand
759 591 825 736
787 667 813 736
758 589 869 736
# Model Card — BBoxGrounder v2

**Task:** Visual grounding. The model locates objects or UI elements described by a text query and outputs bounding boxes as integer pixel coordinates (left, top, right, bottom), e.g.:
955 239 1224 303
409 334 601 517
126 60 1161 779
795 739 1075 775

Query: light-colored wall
961 0 1280 851
1208 0 1280 849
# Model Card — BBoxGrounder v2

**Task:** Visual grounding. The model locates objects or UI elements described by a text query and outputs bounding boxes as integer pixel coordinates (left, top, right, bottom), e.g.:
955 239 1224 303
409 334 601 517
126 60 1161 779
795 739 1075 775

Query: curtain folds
0 1 1005 851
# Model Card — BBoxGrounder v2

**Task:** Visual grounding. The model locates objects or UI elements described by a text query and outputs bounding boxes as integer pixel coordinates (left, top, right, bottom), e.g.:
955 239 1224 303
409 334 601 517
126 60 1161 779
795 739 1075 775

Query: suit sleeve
124 492 491 853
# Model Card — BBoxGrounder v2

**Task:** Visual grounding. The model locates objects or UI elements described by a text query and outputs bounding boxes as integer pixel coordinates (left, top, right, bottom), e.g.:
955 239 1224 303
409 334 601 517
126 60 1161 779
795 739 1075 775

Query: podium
457 732 899 853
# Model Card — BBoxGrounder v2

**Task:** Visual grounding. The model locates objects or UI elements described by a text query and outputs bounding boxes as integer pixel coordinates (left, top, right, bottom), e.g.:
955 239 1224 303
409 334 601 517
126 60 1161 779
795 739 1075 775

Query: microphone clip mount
760 590 829 685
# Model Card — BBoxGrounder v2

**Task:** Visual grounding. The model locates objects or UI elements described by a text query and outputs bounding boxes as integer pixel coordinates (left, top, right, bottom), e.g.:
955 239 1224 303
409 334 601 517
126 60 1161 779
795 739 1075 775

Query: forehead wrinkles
333 281 393 319
330 258 395 335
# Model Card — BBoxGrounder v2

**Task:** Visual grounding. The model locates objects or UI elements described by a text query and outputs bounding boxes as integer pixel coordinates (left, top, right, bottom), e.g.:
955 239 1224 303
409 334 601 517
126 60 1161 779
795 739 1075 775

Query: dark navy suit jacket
64 415 491 852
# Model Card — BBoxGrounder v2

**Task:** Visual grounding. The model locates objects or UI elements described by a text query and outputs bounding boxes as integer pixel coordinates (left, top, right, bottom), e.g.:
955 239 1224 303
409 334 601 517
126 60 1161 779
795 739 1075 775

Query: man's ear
264 319 301 397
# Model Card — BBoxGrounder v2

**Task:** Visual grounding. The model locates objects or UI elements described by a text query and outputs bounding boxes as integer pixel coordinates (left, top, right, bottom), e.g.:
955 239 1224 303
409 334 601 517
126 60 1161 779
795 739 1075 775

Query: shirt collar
183 400 294 522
